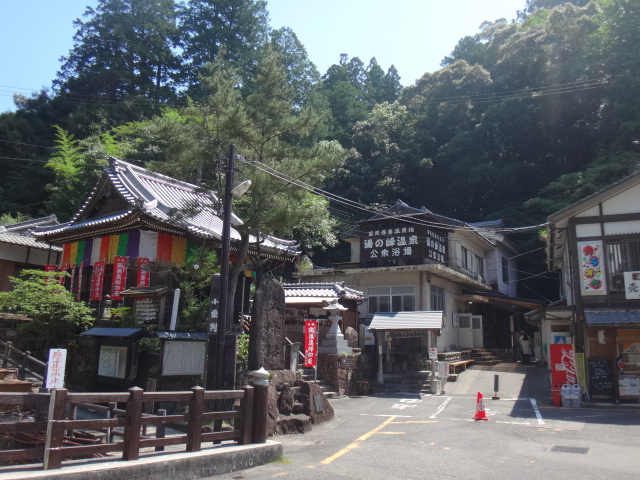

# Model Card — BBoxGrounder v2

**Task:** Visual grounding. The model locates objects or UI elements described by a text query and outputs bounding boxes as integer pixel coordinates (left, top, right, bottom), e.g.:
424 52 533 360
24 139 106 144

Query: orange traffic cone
473 392 489 421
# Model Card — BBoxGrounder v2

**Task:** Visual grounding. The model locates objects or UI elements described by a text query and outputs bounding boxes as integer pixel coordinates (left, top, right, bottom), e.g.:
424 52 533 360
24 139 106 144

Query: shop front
585 311 640 402
368 311 442 383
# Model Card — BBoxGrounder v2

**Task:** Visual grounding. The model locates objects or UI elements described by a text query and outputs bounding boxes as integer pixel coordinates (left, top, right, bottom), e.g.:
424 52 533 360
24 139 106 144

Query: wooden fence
0 340 46 382
0 384 268 471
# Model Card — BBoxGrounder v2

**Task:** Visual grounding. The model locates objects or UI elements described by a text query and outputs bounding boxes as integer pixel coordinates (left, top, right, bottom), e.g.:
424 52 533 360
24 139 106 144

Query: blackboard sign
589 358 614 396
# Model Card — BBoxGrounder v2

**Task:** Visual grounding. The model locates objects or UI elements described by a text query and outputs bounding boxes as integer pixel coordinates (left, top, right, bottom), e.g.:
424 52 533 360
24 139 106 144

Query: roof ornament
144 199 158 211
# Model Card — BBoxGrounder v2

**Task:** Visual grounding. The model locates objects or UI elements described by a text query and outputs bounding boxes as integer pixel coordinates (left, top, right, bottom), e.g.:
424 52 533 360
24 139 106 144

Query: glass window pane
391 286 414 295
369 287 390 296
392 296 402 312
403 295 415 311
379 296 390 312
368 297 378 314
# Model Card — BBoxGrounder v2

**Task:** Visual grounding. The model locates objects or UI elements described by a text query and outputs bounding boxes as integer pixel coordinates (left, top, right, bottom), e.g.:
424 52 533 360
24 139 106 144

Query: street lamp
206 144 251 390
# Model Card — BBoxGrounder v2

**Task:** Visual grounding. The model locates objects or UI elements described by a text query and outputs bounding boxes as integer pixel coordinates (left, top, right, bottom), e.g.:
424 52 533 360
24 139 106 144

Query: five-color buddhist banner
60 230 197 267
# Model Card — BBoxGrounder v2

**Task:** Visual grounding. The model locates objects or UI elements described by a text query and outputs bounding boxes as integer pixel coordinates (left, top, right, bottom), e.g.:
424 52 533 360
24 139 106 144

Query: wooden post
142 378 157 436
107 402 117 443
240 385 254 445
122 387 144 461
43 388 68 470
19 350 30 380
2 341 10 368
251 368 269 444
186 387 204 452
155 409 166 452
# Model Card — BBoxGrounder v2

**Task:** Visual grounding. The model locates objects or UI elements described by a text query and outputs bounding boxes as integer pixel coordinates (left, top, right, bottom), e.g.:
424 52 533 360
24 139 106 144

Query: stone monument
249 278 286 370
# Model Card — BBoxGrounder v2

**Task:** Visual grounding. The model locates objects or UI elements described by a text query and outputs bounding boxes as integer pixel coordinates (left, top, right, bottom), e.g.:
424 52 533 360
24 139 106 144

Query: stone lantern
318 299 352 355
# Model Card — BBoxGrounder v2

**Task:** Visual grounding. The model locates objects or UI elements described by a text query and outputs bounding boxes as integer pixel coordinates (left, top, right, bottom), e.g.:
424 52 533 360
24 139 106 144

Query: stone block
277 414 313 434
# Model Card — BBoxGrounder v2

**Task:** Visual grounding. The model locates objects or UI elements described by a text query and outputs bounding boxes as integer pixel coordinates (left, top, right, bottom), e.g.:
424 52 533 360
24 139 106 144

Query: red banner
137 257 150 287
44 265 56 285
69 264 76 294
59 264 68 286
550 344 577 386
111 256 128 301
76 262 83 301
304 320 319 367
91 261 106 301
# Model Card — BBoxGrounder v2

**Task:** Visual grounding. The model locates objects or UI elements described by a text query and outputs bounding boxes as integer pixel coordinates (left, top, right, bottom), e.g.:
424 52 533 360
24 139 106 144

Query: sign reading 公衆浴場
360 219 448 267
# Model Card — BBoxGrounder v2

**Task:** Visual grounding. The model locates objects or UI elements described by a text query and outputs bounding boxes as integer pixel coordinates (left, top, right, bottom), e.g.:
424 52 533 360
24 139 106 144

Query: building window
461 247 469 269
430 286 446 314
502 257 509 284
475 255 484 280
368 286 415 314
605 236 640 294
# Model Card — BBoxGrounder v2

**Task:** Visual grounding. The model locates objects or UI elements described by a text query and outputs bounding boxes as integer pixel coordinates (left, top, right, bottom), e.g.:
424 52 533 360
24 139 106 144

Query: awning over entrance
585 310 640 325
369 311 443 330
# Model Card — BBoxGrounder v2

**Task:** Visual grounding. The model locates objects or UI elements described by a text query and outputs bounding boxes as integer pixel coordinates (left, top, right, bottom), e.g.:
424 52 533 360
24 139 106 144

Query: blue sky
0 0 525 113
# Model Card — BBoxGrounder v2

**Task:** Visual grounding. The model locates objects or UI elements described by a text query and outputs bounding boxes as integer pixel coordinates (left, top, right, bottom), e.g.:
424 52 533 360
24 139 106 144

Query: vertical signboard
137 257 150 287
69 264 76 294
46 349 67 389
624 271 640 299
76 261 83 301
304 320 319 367
59 264 68 286
111 256 128 300
578 241 606 295
91 260 106 301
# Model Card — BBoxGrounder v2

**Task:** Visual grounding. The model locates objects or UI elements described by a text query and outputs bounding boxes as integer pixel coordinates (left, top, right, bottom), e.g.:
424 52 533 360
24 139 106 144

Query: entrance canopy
369 311 443 330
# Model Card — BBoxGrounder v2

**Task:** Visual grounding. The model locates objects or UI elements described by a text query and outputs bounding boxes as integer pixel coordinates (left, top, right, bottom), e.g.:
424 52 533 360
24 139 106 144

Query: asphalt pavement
204 362 640 480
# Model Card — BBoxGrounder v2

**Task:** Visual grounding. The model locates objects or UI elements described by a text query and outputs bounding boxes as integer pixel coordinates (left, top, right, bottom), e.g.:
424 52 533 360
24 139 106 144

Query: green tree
195 50 346 324
179 0 269 99
0 270 94 358
54 0 181 131
44 126 108 221
268 27 320 107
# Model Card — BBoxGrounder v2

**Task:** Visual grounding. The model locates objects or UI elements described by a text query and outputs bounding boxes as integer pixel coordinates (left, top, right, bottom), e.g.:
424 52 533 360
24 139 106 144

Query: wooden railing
0 384 268 471
0 340 46 382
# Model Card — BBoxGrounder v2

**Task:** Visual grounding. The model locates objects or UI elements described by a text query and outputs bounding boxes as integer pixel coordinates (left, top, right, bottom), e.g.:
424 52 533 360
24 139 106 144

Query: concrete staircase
469 348 512 366
300 367 339 398
375 370 432 395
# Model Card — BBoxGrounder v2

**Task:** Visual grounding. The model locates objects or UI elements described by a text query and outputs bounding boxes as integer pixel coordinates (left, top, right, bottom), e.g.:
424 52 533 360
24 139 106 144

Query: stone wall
317 353 376 397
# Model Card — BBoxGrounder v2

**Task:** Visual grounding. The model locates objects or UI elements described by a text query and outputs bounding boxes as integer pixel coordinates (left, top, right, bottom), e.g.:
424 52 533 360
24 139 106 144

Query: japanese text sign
46 349 67 389
111 256 128 301
304 320 319 367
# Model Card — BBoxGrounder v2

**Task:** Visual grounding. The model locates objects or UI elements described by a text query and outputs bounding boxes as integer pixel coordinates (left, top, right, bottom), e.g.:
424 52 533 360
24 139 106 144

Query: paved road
205 364 640 480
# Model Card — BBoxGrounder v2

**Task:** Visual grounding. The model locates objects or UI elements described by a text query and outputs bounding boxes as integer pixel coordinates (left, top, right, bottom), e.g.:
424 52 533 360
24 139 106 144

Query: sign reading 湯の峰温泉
360 219 447 266
578 241 606 296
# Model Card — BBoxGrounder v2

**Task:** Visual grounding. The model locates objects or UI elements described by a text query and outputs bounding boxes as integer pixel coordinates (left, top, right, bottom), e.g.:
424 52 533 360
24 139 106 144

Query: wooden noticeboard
588 358 614 397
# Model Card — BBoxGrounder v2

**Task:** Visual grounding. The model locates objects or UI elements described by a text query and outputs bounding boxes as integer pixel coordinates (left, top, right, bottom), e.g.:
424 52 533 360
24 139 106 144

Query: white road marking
360 414 413 418
430 396 452 418
530 398 545 425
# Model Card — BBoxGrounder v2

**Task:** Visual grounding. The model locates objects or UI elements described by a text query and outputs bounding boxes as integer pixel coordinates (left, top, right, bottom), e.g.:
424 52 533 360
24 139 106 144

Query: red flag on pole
304 320 319 368
111 256 128 300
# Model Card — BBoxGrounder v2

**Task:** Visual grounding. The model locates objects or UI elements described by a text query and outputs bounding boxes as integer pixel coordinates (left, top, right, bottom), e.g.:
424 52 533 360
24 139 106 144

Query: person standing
519 332 532 364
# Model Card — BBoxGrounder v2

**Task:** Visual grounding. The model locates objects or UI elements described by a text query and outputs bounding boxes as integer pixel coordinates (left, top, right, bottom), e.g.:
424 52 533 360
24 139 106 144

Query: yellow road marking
320 415 398 464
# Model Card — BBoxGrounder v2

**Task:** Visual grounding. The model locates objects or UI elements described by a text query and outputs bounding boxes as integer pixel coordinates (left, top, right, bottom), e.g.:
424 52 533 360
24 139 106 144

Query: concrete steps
376 370 432 395
470 348 512 366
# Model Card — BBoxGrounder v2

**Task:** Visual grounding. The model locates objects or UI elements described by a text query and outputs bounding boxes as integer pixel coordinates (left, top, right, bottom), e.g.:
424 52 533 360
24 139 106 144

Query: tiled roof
283 282 363 300
0 231 62 251
34 158 298 256
584 310 640 325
